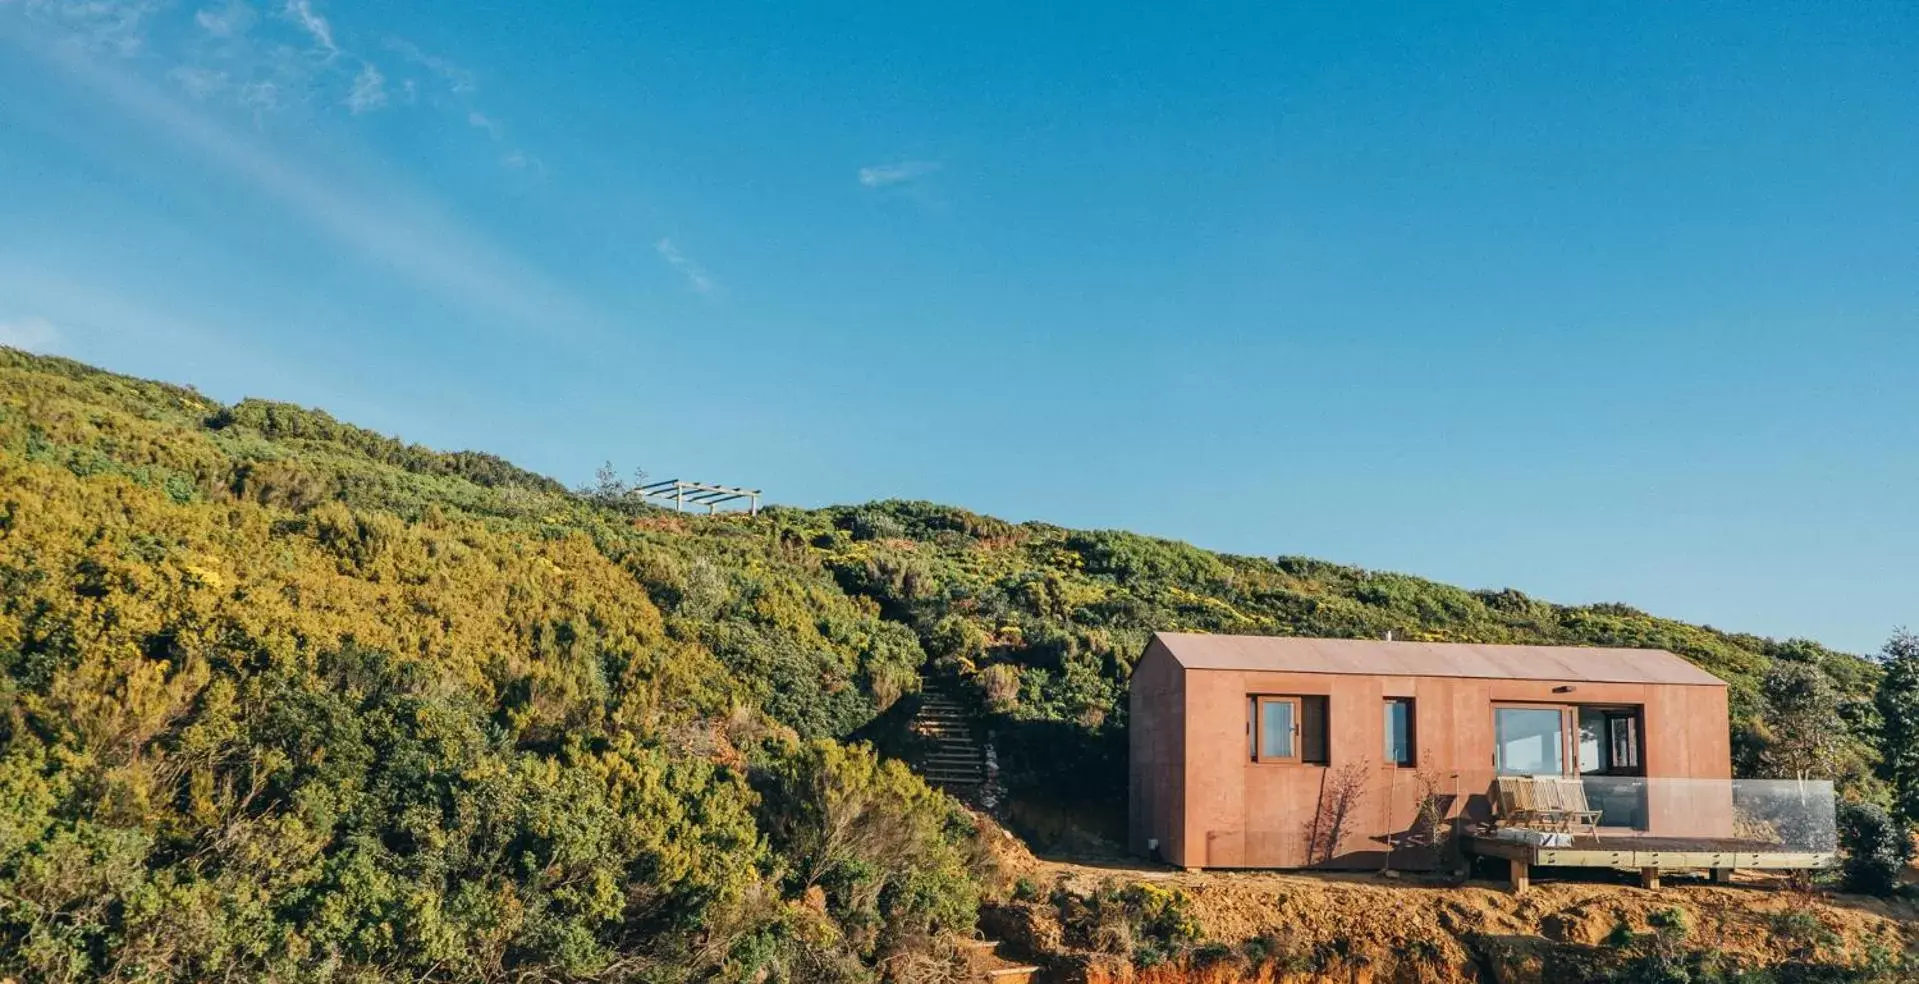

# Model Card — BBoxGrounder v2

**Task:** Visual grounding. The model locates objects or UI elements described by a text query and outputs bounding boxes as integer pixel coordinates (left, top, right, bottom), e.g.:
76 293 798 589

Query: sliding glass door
1493 703 1646 829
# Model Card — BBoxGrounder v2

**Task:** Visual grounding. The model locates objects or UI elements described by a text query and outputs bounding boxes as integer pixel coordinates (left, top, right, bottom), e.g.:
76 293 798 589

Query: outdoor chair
1492 776 1602 837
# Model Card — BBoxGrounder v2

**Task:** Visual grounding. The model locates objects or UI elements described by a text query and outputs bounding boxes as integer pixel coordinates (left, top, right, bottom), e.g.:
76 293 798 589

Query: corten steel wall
1127 641 1187 864
1144 665 1731 869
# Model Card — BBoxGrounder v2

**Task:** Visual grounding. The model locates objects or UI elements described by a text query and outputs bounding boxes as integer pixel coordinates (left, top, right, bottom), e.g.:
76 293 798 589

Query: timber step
910 679 986 788
961 938 1040 984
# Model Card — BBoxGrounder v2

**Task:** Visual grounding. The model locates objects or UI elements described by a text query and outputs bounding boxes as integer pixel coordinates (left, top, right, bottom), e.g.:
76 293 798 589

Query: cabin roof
1150 632 1726 687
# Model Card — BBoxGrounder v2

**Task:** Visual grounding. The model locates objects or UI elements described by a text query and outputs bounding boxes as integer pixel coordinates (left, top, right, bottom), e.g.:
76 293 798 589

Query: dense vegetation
0 349 1901 981
0 352 971 983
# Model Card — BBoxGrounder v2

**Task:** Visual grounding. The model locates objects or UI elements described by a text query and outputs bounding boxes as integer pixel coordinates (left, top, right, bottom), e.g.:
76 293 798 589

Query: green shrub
1600 908 1704 984
1837 801 1912 897
1647 907 1689 933
981 663 1022 711
1123 882 1202 948
1189 940 1234 967
1066 529 1227 587
752 740 981 963
1769 909 1838 961
1240 932 1313 972
847 508 907 542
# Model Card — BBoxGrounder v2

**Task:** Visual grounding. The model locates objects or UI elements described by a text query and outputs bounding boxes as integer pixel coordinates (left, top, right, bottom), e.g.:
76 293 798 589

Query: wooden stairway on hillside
912 683 985 790
960 938 1040 984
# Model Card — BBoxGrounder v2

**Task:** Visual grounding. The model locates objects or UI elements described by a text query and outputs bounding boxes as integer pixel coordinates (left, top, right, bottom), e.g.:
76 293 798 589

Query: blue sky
1 1 1913 655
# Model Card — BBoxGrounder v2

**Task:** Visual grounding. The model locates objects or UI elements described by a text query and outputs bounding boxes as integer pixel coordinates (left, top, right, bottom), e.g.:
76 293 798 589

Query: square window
1249 695 1329 764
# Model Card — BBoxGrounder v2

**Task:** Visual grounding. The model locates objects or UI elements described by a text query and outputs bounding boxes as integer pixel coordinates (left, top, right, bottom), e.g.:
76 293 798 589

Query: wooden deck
1465 833 1834 892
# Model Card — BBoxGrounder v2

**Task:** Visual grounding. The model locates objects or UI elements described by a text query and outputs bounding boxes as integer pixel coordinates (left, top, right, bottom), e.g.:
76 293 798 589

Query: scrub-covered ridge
0 348 1900 983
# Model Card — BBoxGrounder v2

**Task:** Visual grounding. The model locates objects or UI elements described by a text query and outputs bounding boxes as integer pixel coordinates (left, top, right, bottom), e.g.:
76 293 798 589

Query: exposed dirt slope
982 849 1917 984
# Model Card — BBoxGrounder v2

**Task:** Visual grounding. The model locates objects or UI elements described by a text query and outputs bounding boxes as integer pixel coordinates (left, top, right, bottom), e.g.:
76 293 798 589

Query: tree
1875 630 1919 827
581 460 648 504
1755 660 1852 781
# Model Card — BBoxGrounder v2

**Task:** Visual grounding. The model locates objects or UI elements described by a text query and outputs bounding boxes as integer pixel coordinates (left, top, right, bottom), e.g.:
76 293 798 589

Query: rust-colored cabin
1128 632 1736 870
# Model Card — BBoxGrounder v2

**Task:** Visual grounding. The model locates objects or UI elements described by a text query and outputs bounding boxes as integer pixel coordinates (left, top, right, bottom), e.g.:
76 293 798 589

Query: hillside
0 349 1891 983
982 849 1917 984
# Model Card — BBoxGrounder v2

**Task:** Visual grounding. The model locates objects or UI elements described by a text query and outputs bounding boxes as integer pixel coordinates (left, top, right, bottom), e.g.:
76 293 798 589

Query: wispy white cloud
655 239 717 297
25 40 601 335
163 56 281 117
858 160 940 188
8 5 686 333
170 0 340 114
194 0 257 39
467 109 501 138
13 0 166 55
20 4 536 172
239 78 280 112
464 110 540 174
281 0 335 56
346 61 384 113
384 40 513 168
501 149 545 173
384 36 475 94
168 65 229 100
0 316 63 353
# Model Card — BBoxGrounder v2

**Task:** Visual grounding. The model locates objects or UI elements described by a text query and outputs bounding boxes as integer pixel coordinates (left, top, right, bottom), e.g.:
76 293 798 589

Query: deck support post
1639 867 1662 890
1509 858 1529 894
1711 867 1735 885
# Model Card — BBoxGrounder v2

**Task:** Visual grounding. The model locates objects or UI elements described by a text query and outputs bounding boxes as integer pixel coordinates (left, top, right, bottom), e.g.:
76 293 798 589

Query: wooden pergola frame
637 479 762 515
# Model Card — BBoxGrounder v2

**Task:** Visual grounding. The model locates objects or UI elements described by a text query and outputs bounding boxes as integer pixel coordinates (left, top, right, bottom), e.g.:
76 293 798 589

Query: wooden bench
1492 776 1603 837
